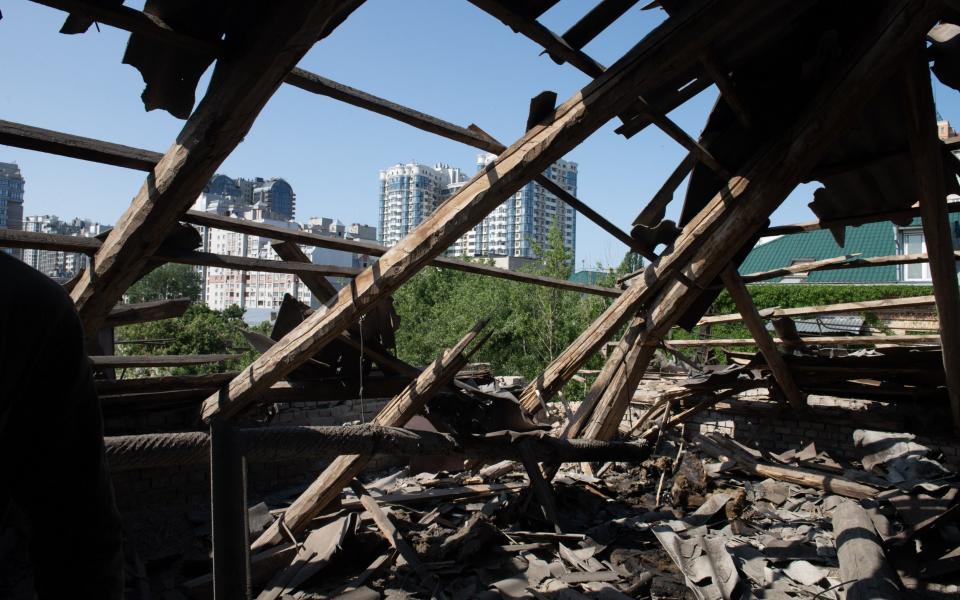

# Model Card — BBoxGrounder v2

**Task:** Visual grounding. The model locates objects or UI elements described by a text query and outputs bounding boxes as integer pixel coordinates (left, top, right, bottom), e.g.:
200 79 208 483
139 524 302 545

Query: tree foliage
125 263 202 304
116 304 271 376
392 226 634 400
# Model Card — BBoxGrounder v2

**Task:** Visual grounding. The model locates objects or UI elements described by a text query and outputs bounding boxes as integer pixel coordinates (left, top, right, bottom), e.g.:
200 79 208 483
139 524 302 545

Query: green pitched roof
739 214 960 283
739 221 899 283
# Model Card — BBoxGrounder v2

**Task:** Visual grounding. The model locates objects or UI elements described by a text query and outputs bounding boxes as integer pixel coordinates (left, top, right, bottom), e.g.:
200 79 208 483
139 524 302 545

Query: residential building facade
22 215 109 281
0 162 25 258
377 156 578 261
447 153 577 259
194 177 378 312
193 173 296 221
377 162 469 247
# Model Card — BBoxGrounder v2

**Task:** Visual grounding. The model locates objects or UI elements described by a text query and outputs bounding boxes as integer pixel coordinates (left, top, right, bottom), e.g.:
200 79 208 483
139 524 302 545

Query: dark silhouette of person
0 251 124 598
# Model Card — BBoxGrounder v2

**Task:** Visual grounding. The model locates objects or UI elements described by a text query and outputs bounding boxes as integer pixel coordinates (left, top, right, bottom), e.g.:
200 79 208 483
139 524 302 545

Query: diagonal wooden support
719 265 806 410
252 321 490 549
902 55 960 430
202 0 772 423
468 0 733 180
69 1 365 336
522 0 940 423
577 5 939 441
516 440 563 534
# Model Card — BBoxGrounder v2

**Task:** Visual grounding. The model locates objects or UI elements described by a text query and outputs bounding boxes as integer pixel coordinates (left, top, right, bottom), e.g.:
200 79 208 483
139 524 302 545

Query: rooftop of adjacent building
0 162 24 178
739 204 960 283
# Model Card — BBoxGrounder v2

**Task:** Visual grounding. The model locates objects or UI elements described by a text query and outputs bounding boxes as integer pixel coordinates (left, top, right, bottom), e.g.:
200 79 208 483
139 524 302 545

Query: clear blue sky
2 1 959 269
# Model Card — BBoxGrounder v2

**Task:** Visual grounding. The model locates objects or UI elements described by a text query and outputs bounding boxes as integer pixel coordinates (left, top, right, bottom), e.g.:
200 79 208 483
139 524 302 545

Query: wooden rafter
199 0 783 424
68 1 367 335
664 334 941 347
26 1 642 258
719 265 805 410
902 54 960 429
468 0 731 179
764 202 960 236
697 295 937 327
739 251 959 284
524 0 939 426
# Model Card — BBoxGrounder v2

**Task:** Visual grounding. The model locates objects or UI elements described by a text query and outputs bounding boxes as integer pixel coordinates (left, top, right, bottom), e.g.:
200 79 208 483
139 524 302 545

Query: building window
900 229 930 282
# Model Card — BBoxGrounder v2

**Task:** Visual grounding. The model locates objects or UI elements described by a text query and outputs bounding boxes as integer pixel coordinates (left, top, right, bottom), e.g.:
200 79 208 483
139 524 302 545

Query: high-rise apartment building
448 154 577 259
0 162 25 258
194 173 296 221
194 176 378 312
377 162 468 247
22 215 109 281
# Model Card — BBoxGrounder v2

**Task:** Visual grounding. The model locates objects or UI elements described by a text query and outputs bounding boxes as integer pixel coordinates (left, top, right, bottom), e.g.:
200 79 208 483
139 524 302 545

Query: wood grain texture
720 266 805 410
696 295 936 326
524 0 940 429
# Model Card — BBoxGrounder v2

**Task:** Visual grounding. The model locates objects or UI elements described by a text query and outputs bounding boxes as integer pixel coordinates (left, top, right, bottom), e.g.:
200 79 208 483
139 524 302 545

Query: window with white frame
900 228 930 282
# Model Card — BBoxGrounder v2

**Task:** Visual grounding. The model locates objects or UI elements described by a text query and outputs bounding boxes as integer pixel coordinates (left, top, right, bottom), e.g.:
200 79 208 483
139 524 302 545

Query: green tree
116 304 269 375
125 263 201 303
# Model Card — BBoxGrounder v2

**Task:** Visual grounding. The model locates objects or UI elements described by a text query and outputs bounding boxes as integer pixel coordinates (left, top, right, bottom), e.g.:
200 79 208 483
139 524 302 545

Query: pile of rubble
137 421 958 600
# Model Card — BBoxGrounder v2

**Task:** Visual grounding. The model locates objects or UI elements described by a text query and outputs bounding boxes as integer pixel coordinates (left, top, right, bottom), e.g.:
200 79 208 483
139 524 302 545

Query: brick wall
682 390 960 469
108 397 396 512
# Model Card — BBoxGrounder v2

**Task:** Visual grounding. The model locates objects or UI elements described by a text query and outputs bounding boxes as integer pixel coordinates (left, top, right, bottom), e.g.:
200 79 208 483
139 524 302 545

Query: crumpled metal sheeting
121 0 235 119
652 526 743 600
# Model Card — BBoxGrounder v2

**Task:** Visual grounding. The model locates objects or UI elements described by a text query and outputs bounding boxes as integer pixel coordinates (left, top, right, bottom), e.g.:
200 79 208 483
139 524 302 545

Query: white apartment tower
378 162 469 247
448 154 577 259
199 209 316 311
194 176 379 312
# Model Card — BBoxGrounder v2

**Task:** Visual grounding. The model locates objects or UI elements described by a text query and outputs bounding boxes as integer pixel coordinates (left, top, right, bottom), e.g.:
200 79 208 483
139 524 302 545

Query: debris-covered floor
123 416 960 600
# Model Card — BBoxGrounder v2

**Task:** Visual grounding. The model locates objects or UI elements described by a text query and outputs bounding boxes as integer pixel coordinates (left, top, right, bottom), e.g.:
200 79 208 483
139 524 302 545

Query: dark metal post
210 416 251 599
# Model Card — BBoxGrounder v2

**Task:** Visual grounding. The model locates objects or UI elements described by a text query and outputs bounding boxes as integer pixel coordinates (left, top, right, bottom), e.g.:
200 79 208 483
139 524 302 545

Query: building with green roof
738 213 960 284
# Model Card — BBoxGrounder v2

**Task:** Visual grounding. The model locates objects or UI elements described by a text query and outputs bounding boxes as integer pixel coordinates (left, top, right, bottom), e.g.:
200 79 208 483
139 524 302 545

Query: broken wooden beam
252 321 489 549
833 500 902 600
203 3 761 423
516 440 564 533
763 201 960 236
155 249 361 278
0 117 163 171
105 297 192 327
664 334 941 347
697 434 880 500
561 0 641 51
183 211 620 298
903 54 960 430
89 354 240 368
696 295 937 326
719 265 805 410
349 480 439 593
68 1 367 336
739 251 959 284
